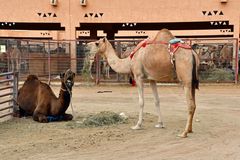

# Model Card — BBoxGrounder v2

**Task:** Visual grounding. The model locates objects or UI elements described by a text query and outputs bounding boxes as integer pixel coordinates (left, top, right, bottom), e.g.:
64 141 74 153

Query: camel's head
87 37 108 58
60 69 75 90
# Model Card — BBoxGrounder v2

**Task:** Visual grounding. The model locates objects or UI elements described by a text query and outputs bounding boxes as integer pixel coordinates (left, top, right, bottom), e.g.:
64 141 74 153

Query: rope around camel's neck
59 82 75 117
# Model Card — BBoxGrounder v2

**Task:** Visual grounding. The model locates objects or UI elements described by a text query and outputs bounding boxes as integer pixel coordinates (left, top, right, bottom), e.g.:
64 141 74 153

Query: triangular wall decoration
202 11 207 15
89 13 93 17
213 10 218 15
219 11 224 15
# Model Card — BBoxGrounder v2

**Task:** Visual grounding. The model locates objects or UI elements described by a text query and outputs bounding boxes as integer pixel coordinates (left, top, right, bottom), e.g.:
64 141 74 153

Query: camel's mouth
66 79 74 89
62 69 75 90
87 41 100 54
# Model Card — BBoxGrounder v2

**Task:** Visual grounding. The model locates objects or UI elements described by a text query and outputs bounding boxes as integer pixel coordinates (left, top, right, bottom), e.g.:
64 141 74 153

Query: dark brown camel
17 69 75 122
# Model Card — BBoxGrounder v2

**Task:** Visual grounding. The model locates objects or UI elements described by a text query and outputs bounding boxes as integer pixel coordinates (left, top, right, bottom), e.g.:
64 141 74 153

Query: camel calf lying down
17 69 75 122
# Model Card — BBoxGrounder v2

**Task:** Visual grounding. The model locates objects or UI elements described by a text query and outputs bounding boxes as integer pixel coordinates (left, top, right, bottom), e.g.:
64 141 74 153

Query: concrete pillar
90 29 98 39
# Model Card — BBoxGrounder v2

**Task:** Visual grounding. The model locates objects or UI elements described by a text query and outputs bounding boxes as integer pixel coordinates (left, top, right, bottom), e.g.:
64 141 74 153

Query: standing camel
220 43 233 68
17 69 75 122
8 47 21 72
85 50 110 79
87 29 199 137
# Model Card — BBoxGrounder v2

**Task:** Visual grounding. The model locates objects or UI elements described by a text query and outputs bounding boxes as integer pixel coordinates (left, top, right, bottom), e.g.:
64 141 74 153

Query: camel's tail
192 52 199 90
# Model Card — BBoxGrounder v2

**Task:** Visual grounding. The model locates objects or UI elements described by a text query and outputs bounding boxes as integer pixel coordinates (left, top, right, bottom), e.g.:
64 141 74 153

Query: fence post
47 40 51 85
235 39 239 83
13 72 19 113
95 53 100 84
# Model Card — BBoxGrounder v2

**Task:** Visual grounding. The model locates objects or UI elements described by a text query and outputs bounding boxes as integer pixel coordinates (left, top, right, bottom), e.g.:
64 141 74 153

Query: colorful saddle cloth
129 38 192 59
169 38 192 54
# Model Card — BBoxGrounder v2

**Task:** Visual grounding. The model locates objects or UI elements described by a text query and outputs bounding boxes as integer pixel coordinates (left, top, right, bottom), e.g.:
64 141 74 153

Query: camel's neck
58 83 71 114
104 42 131 74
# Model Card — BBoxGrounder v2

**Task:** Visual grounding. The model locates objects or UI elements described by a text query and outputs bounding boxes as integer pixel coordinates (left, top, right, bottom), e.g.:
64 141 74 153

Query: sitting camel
87 29 199 137
17 69 75 122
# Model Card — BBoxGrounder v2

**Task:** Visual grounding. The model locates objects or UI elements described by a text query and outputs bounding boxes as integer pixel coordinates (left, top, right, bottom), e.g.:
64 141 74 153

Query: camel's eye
95 42 99 46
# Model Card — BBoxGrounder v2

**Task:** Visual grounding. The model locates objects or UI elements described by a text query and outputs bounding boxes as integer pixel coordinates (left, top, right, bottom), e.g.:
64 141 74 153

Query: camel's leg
33 110 48 123
131 78 144 130
106 65 110 78
103 61 110 79
178 83 196 138
149 80 164 128
89 59 94 79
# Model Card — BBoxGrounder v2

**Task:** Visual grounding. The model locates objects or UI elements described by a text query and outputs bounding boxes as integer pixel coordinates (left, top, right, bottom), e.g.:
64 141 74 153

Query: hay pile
67 111 128 128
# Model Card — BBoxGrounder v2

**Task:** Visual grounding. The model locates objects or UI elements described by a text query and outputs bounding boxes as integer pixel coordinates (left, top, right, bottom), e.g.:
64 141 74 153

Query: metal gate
0 72 18 122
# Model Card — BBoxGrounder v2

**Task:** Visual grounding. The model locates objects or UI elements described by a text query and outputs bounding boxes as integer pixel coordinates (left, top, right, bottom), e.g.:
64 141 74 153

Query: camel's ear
103 37 106 42
60 73 65 78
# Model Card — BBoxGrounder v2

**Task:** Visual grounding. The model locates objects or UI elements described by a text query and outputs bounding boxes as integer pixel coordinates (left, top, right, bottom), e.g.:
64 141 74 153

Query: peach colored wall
0 0 239 40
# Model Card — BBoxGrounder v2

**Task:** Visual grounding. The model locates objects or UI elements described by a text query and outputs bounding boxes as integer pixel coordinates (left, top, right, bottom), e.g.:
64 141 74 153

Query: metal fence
0 38 238 84
77 38 239 83
0 72 18 121
0 39 72 83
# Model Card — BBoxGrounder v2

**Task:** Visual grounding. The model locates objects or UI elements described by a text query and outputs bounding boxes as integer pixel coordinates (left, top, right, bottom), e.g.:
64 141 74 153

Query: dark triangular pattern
202 11 207 15
94 14 98 18
89 13 93 17
219 11 224 15
84 13 88 17
37 13 42 16
208 11 212 16
99 13 104 17
53 13 57 17
43 13 47 17
48 13 52 17
213 10 218 15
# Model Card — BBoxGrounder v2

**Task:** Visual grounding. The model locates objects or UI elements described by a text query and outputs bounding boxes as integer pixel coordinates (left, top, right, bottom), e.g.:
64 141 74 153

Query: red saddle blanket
130 39 191 59
170 43 192 54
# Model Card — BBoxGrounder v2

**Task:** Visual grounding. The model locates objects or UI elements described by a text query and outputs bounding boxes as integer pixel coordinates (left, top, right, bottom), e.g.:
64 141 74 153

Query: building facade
0 0 239 71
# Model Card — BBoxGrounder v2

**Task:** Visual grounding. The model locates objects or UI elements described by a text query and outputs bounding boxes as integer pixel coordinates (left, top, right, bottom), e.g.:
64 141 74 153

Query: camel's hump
26 75 38 81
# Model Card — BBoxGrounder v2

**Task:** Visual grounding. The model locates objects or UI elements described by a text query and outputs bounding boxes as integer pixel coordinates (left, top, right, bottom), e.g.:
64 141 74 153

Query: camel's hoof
177 133 188 138
188 130 193 133
39 118 48 123
155 122 165 128
131 125 142 130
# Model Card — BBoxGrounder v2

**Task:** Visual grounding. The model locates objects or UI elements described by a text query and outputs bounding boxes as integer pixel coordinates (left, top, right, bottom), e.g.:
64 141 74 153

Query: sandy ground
0 84 240 160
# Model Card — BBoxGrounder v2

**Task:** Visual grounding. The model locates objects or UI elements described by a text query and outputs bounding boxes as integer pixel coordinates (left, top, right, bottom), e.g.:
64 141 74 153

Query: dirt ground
0 84 240 160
